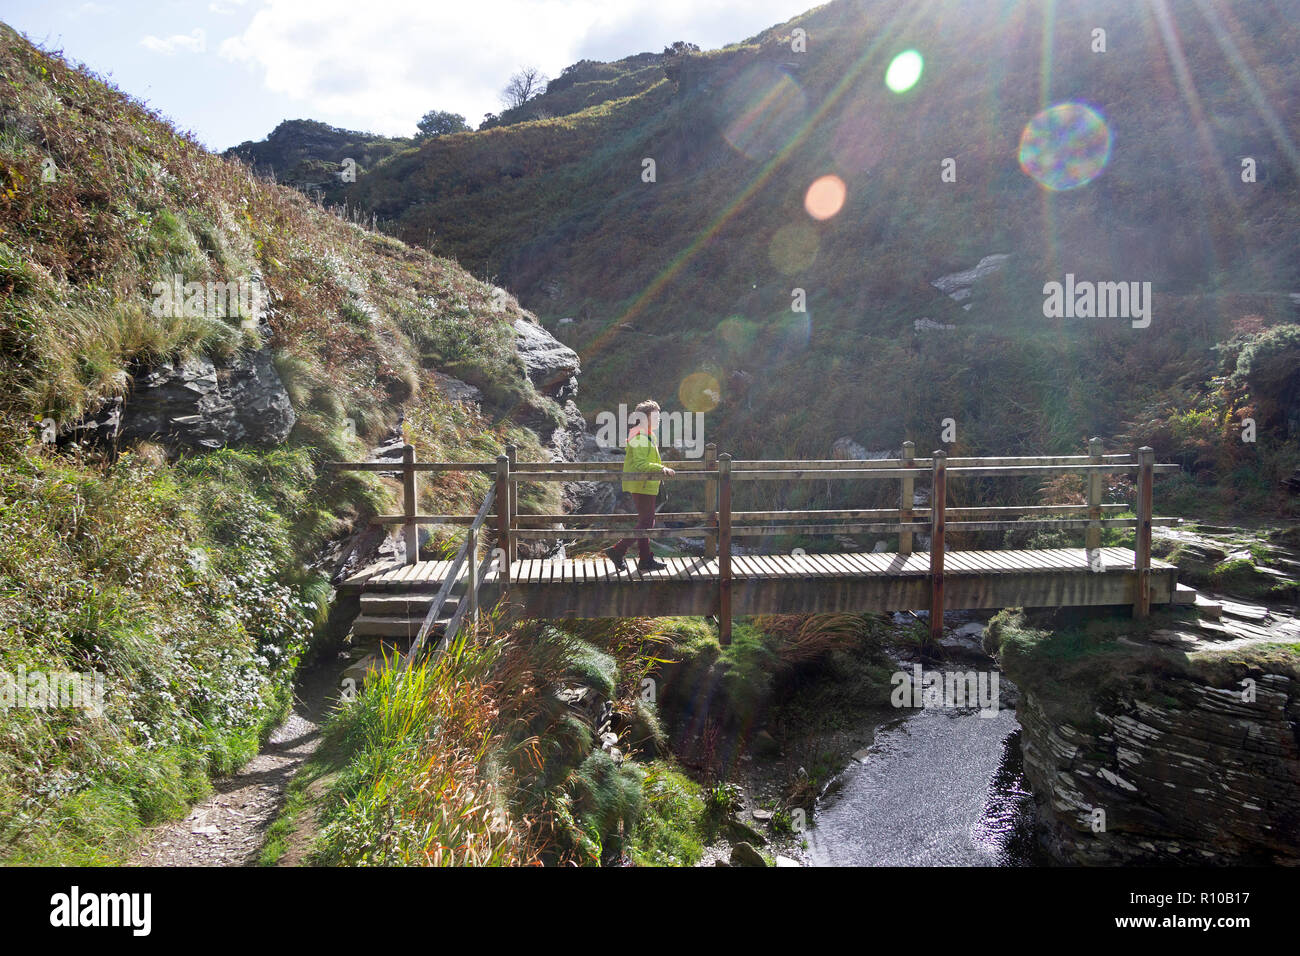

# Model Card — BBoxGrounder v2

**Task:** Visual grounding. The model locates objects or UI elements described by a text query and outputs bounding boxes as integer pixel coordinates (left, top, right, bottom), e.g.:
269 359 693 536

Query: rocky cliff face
1017 671 1300 864
121 350 296 449
69 347 296 450
74 291 611 567
1006 593 1300 865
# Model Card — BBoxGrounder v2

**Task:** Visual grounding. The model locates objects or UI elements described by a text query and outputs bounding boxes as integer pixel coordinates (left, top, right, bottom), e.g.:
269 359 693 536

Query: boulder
831 437 866 460
752 729 781 757
729 842 768 867
514 317 580 398
431 371 482 406
832 439 898 461
931 254 1011 310
551 401 620 516
914 317 957 331
723 818 768 846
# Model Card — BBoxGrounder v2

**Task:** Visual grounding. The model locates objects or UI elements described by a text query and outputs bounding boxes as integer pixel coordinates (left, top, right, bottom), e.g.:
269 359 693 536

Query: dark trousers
611 493 657 563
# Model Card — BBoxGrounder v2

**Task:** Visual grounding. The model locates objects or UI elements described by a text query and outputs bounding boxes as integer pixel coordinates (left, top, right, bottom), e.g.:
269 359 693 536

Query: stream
806 671 1047 866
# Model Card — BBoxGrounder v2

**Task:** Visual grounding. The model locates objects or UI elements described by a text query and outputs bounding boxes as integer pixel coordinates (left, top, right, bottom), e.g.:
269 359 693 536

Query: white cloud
216 0 806 135
140 28 208 55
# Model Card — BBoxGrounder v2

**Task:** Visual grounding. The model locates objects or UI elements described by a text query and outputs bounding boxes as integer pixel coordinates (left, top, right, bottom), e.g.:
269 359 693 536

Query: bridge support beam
929 450 946 645
1134 445 1154 618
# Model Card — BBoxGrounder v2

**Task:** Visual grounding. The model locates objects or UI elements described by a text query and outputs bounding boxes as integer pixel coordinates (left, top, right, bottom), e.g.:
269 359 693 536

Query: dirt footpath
133 663 340 867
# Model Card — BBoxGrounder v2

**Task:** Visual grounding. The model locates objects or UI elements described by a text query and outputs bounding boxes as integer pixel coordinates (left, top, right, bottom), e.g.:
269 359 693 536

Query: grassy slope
350 0 1300 520
0 22 560 863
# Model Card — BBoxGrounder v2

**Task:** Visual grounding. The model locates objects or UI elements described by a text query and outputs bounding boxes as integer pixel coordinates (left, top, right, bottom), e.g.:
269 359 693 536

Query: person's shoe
638 557 667 572
604 548 628 572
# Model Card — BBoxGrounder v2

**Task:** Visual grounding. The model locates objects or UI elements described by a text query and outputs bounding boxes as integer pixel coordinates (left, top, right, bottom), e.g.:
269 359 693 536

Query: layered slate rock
1017 668 1300 865
120 349 296 449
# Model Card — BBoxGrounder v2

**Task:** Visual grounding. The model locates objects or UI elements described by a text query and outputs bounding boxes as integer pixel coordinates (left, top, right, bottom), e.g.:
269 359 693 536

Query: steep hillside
347 0 1300 519
223 118 411 205
0 22 563 863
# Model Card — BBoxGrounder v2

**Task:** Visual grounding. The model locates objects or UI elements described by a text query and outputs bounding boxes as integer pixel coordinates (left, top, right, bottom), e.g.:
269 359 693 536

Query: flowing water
807 680 1046 866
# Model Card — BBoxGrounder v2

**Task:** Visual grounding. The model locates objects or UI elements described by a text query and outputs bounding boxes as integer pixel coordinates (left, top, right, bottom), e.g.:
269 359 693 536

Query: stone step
1193 591 1222 618
1188 617 1237 640
1219 599 1269 622
1172 583 1198 605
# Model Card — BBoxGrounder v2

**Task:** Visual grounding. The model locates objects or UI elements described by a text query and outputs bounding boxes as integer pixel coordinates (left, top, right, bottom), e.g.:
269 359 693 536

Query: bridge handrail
367 503 1140 525
330 451 1152 470
406 483 496 662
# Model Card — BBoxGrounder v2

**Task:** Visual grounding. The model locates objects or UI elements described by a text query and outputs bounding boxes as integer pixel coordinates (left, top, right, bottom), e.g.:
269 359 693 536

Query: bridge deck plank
837 552 879 576
349 549 1180 619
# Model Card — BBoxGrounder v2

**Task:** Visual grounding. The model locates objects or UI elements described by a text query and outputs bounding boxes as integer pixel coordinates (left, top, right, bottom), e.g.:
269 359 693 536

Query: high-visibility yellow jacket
622 430 664 496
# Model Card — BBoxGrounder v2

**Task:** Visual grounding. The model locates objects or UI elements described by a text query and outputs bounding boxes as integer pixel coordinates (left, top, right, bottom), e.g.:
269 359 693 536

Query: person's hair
634 399 660 417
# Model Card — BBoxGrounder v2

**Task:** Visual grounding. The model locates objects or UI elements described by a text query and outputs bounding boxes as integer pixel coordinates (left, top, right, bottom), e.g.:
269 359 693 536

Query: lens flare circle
804 174 847 220
720 61 808 161
767 222 819 274
717 315 756 351
679 372 721 413
1017 102 1112 191
885 50 923 93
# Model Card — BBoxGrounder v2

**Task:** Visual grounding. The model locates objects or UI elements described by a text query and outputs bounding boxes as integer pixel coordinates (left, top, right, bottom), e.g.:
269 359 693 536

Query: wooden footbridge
333 440 1185 657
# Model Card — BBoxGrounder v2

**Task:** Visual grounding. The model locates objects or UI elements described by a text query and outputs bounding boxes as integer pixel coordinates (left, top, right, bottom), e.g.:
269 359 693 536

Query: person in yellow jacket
606 399 675 572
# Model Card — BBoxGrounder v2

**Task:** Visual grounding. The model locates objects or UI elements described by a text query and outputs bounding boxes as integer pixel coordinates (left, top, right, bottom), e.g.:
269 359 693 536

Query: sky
2 0 815 151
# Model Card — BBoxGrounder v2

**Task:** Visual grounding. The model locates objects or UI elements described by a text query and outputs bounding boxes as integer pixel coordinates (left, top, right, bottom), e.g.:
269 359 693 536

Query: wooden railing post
1134 446 1154 618
704 442 718 560
900 440 916 555
402 444 419 565
717 453 732 646
466 523 479 630
1086 437 1103 553
506 444 519 566
929 450 946 645
496 454 511 588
